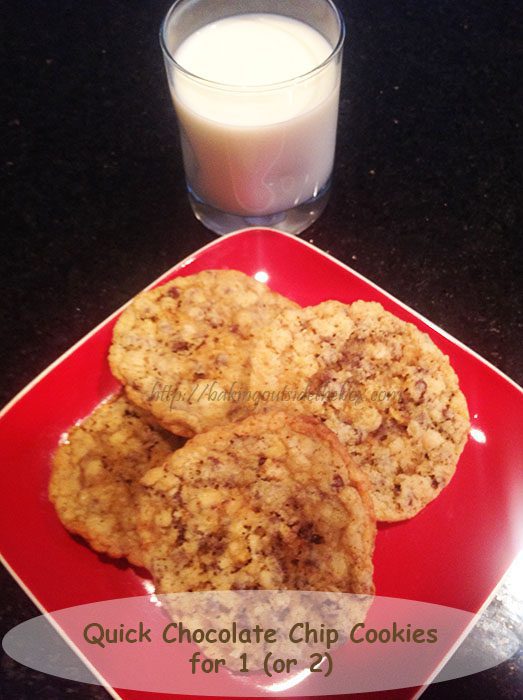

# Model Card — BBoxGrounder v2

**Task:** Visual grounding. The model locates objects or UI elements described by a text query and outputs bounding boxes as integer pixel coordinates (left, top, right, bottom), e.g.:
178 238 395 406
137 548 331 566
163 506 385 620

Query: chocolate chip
198 534 225 556
353 428 364 445
331 474 344 491
394 483 402 494
414 379 427 402
258 456 267 466
167 286 180 299
298 523 324 544
309 371 332 394
172 340 190 352
176 524 186 545
340 350 363 368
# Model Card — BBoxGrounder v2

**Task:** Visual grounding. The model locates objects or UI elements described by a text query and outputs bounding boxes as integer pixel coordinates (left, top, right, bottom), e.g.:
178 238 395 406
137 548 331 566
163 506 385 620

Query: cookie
137 411 375 594
109 270 297 437
250 300 470 521
49 393 183 566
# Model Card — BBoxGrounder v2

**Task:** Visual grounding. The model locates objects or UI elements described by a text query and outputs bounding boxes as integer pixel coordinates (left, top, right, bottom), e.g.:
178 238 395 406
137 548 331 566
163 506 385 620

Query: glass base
187 182 331 236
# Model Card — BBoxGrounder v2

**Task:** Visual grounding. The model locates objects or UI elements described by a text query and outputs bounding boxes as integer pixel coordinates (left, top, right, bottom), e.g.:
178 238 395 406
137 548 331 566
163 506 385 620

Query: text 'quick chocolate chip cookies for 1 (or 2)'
49 269 470 594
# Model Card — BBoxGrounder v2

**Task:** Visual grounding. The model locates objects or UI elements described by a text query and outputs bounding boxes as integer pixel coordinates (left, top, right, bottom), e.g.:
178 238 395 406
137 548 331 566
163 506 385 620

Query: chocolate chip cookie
250 301 470 521
109 270 297 437
137 411 375 593
49 393 182 566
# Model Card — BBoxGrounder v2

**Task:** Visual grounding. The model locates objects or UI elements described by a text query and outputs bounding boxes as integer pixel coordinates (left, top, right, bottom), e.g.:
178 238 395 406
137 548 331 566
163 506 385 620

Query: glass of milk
161 0 345 235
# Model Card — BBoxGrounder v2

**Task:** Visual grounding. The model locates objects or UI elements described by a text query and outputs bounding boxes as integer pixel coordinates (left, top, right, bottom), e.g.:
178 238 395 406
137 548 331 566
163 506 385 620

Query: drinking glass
160 0 345 235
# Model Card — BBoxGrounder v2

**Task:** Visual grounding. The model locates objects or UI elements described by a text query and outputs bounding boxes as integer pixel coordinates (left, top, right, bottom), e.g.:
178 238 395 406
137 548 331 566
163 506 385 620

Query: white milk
169 14 341 217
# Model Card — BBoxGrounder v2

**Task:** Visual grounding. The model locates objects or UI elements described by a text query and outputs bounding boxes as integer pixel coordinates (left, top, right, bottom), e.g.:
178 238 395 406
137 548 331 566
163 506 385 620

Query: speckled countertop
1 1 521 698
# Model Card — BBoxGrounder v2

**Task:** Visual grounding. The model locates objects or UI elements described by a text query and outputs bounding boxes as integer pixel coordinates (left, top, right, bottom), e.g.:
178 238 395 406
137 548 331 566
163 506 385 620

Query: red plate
1 228 522 700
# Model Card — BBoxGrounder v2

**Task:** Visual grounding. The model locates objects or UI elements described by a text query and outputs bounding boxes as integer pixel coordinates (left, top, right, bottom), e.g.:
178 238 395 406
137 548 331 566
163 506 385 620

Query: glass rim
159 0 346 92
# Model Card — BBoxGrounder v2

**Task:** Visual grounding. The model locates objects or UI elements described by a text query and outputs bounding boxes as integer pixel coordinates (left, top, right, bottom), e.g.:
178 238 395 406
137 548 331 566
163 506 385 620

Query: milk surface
170 14 341 217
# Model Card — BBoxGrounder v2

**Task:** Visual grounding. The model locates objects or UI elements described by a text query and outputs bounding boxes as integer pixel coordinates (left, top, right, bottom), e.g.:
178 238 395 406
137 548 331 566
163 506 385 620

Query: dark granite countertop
1 1 521 698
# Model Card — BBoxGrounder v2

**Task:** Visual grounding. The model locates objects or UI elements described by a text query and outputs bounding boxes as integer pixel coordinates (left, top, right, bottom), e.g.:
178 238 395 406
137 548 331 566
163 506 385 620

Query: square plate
1 228 522 700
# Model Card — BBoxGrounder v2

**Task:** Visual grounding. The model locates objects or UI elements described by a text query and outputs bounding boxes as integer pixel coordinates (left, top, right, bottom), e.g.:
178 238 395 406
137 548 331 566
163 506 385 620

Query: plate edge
0 553 123 700
1 227 521 423
0 231 232 420
276 230 523 395
410 552 523 698
1 226 522 698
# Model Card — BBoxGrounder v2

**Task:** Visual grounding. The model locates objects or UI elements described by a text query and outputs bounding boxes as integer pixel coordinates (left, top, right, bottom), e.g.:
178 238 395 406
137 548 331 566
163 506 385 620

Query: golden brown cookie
108 270 297 437
250 300 470 521
49 393 183 566
137 411 375 594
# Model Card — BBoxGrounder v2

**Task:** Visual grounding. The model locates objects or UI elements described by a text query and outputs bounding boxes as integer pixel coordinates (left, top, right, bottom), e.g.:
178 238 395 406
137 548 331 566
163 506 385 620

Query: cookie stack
49 270 470 595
